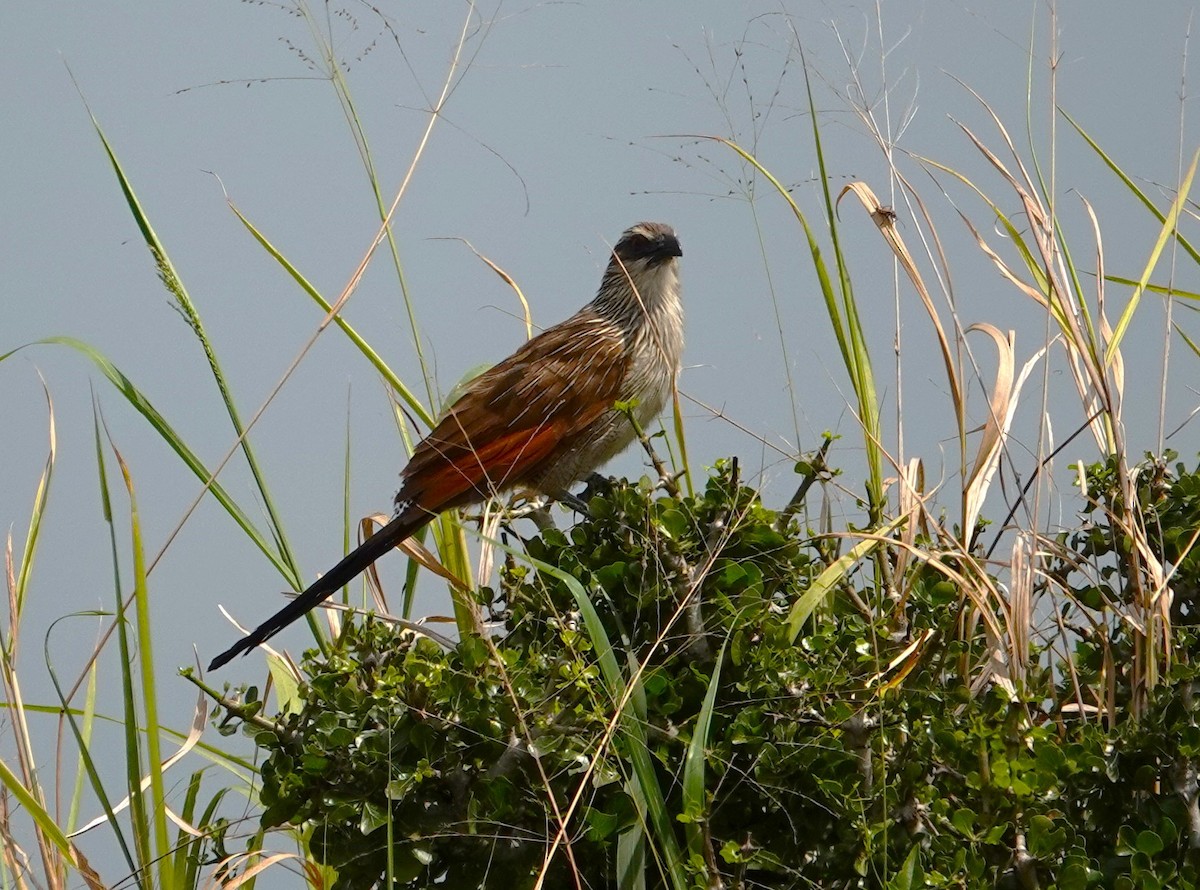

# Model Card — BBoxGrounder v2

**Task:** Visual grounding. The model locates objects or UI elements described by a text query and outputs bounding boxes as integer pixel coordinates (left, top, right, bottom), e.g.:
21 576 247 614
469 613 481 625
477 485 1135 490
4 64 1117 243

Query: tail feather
207 507 428 671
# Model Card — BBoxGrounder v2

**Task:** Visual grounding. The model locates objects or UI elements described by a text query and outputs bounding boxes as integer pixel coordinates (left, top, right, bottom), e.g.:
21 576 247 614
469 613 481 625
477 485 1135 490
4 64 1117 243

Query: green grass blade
715 138 848 368
0 694 260 776
670 390 694 499
712 133 883 519
1173 322 1200 360
386 380 434 620
616 826 646 890
435 513 478 636
10 380 55 629
1105 147 1200 366
1 338 297 586
533 557 690 890
1062 109 1200 266
66 652 98 835
230 202 490 627
787 517 905 642
43 615 141 882
1105 276 1200 301
297 2 441 411
344 391 353 611
92 403 154 879
88 115 302 585
190 786 232 890
0 758 76 864
800 59 883 517
915 155 1070 331
228 203 434 429
170 771 203 890
682 638 727 867
109 438 174 889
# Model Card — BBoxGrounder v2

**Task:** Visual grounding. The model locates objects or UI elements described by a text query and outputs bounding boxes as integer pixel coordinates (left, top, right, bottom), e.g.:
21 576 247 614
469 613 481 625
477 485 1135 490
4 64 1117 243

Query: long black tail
207 508 428 670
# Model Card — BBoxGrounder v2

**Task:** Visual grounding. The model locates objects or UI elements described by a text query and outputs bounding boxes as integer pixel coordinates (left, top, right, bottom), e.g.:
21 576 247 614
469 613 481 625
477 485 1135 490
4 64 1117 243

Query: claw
554 489 593 516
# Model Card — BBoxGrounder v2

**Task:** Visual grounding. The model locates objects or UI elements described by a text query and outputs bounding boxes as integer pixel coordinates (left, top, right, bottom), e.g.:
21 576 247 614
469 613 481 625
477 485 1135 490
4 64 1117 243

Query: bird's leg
208 222 684 670
482 488 592 535
526 503 556 533
509 489 593 533
492 494 556 532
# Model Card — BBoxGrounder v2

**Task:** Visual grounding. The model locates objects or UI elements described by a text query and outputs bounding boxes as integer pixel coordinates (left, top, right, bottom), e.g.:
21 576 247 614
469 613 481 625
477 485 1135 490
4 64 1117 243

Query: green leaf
951 807 977 836
1116 825 1138 856
360 800 389 835
1136 829 1164 856
1058 860 1093 890
786 514 905 641
682 639 728 860
983 822 1010 845
887 844 922 890
268 653 303 716
584 805 621 841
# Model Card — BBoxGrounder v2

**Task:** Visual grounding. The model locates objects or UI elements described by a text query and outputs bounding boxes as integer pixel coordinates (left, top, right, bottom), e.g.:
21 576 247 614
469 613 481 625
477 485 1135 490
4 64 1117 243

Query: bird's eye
617 233 651 257
614 228 679 264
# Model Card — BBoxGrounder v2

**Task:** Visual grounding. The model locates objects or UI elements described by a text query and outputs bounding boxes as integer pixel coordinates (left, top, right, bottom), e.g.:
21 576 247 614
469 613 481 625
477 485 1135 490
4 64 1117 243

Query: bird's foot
502 494 548 517
496 495 557 532
477 488 594 535
573 473 617 510
553 489 593 517
582 472 609 489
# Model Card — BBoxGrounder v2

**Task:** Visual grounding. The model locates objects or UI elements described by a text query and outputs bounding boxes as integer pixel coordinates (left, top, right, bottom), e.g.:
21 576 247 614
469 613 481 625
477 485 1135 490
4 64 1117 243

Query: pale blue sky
3 0 1199 876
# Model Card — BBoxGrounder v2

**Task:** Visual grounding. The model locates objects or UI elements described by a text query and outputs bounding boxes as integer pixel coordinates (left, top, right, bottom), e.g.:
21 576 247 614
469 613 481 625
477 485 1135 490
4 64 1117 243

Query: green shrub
217 455 1200 888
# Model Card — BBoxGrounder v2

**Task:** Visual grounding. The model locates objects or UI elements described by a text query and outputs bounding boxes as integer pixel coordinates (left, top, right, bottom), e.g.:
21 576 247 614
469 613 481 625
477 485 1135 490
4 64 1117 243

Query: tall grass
1 4 496 886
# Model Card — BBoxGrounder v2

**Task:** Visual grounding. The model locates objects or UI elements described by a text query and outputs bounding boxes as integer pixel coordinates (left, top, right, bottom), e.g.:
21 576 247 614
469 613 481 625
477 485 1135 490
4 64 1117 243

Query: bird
208 221 684 670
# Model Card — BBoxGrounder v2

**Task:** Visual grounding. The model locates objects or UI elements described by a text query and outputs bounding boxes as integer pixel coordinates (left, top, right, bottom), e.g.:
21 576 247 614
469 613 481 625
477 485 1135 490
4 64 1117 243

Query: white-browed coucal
209 221 683 670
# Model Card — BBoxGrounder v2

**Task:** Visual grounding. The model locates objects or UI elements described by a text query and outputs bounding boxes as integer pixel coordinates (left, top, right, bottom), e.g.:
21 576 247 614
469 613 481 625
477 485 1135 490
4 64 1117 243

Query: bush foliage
218 454 1200 889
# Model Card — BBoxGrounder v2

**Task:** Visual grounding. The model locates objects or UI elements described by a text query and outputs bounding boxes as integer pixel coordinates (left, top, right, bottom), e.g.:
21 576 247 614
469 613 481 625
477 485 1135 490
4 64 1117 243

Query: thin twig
618 401 684 499
181 670 296 745
777 434 837 528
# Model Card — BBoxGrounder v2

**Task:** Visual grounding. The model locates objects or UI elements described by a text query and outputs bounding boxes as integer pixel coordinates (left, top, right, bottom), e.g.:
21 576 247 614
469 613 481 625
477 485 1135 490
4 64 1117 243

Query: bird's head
599 221 682 309
612 222 682 268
